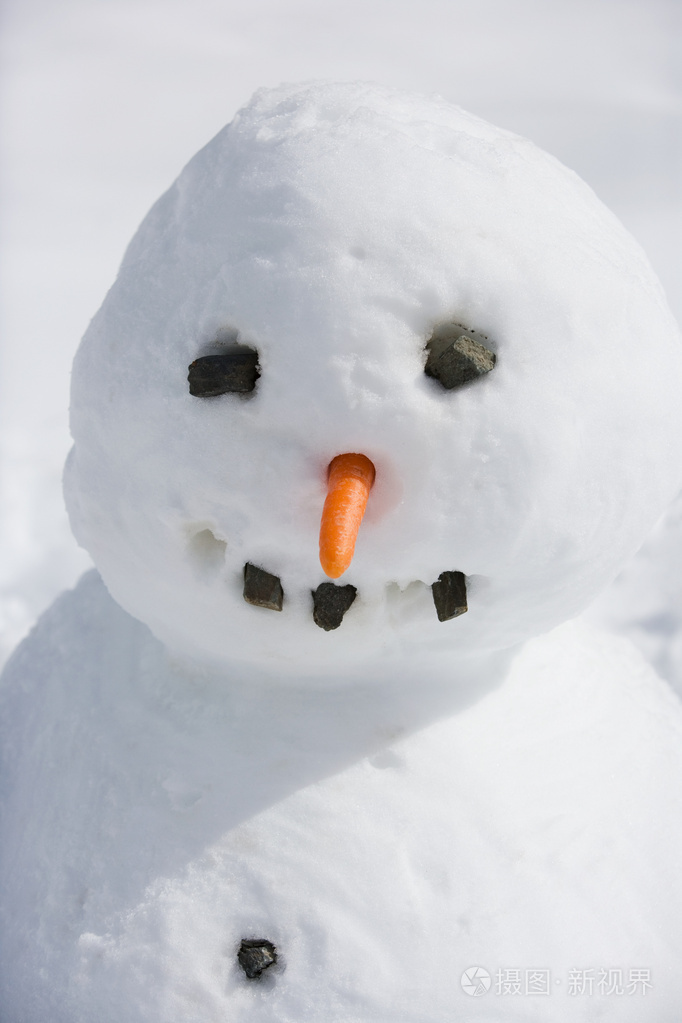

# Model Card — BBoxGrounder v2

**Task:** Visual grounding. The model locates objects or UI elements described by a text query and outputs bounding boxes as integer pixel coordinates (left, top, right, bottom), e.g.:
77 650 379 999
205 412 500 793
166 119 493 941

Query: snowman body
3 572 682 1021
2 82 682 1020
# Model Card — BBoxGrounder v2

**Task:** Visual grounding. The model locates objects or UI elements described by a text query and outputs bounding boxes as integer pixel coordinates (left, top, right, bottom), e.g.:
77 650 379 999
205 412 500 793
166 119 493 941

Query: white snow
587 489 682 698
64 81 682 672
2 572 682 1020
2 80 682 1022
2 1 680 675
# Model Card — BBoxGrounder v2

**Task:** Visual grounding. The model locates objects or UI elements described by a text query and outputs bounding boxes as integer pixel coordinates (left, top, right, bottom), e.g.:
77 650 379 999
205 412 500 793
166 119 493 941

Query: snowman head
64 81 682 676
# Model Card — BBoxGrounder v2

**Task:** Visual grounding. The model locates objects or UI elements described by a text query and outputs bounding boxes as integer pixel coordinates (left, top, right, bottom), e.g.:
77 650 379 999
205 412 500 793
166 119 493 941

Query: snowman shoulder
0 569 148 733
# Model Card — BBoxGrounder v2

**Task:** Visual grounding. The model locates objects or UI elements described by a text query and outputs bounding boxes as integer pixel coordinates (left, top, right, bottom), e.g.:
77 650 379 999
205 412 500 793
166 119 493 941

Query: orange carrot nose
319 453 376 579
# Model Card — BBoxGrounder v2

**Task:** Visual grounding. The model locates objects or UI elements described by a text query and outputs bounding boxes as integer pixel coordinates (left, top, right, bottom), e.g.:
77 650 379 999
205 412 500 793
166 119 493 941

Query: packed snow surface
3 82 682 1021
64 81 682 672
2 572 682 1021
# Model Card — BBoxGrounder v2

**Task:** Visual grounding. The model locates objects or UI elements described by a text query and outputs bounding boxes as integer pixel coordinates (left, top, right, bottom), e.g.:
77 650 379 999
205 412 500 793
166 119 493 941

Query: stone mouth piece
237 938 277 979
243 563 284 611
241 562 468 627
312 581 358 631
431 570 468 621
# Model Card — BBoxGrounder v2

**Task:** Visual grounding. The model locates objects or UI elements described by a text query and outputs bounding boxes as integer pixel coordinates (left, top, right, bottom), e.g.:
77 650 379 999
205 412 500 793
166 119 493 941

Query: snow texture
3 82 682 1021
64 81 682 673
2 1 680 678
2 571 682 1021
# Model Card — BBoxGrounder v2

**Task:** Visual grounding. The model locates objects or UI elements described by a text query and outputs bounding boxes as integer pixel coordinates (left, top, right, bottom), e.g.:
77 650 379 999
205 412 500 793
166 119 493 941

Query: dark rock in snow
237 938 278 979
424 331 495 389
243 563 284 611
312 582 358 630
432 571 468 621
188 350 259 396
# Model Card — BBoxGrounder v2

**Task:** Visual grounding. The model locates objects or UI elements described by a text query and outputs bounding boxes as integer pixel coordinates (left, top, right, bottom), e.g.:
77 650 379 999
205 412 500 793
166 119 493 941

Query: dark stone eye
188 349 259 396
424 327 495 390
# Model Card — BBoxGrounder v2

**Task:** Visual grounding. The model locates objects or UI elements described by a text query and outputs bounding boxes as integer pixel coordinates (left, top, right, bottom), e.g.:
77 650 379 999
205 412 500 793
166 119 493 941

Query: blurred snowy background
1 0 681 680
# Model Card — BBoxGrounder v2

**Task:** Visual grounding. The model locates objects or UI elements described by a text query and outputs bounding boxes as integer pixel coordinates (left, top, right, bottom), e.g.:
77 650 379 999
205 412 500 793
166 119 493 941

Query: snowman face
64 83 682 675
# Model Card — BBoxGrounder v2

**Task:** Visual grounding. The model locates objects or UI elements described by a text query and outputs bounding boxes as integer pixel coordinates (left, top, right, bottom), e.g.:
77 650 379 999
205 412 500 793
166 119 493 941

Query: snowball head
65 81 682 675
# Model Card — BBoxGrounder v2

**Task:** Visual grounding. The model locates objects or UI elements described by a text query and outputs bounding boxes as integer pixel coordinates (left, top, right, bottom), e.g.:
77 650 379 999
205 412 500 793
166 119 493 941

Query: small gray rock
425 332 495 389
243 563 284 611
432 571 468 621
237 938 277 979
312 582 357 630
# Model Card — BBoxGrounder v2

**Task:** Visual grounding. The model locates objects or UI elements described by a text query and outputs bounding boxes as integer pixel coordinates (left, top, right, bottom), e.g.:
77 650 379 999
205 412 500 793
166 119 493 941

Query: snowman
2 81 682 1022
